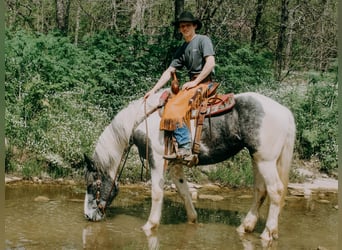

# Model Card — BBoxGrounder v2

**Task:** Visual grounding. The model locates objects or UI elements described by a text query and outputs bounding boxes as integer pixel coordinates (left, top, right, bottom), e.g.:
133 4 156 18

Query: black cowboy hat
172 11 202 30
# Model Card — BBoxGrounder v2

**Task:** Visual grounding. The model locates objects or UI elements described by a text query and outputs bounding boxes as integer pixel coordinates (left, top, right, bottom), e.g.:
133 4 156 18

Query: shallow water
5 184 338 249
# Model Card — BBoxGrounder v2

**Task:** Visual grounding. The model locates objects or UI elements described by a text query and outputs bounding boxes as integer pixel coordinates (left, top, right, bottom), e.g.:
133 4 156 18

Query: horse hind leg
169 162 197 223
257 117 294 241
237 160 267 234
255 159 285 241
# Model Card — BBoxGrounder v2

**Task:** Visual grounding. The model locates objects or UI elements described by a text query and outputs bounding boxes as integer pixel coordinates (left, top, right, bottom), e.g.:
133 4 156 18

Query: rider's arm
182 55 215 90
144 66 176 99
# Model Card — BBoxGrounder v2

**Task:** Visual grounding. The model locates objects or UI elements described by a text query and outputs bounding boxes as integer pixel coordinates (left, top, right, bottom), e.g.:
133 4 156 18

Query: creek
5 183 338 249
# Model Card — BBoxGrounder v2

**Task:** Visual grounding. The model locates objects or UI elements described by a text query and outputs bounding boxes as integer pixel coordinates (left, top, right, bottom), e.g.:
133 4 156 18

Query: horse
83 90 296 242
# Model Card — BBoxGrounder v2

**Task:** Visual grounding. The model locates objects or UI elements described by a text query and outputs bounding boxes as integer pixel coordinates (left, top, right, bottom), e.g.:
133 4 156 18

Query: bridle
95 178 104 213
94 142 133 216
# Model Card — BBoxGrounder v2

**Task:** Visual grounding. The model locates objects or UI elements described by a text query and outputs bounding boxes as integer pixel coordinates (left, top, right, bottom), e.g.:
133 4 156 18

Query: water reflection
82 220 263 250
5 184 338 250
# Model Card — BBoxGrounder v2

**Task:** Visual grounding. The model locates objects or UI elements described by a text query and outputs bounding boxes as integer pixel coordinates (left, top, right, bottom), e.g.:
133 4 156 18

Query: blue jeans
174 123 191 149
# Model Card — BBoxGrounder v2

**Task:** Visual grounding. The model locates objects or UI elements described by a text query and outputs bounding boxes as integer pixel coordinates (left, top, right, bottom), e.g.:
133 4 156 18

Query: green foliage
214 41 274 93
293 80 337 173
208 150 254 188
274 72 337 174
5 30 85 91
5 29 338 182
79 30 157 115
5 146 15 173
21 159 44 179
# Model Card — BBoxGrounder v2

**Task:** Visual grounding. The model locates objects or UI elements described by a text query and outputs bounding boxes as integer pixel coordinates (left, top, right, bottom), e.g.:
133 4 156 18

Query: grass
207 149 254 188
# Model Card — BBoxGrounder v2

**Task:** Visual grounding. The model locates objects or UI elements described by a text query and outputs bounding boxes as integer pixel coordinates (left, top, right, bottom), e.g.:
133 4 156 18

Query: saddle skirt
190 93 235 119
158 91 235 119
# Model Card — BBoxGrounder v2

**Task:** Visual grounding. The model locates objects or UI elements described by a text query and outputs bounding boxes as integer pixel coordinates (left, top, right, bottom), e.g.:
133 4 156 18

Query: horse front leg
142 162 164 236
169 162 197 223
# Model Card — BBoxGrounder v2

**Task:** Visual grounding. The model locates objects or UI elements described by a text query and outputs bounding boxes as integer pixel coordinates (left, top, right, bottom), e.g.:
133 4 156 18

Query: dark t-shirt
170 34 215 79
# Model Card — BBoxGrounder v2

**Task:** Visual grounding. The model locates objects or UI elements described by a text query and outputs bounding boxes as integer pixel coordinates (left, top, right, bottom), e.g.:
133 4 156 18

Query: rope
103 142 133 212
144 101 149 180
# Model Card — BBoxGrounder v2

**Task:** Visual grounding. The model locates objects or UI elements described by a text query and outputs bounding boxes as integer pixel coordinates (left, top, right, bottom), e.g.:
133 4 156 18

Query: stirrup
163 153 177 160
185 154 199 167
163 153 199 167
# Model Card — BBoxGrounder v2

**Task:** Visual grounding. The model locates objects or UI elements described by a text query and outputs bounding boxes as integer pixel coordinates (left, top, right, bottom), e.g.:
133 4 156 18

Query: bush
5 29 337 181
276 72 337 174
6 90 110 177
214 41 274 93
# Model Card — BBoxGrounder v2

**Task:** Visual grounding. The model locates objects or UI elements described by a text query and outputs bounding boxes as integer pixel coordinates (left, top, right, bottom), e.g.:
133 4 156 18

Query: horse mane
92 91 162 177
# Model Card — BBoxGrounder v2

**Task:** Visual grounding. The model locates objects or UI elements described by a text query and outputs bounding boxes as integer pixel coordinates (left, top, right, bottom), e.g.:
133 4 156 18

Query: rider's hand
182 81 198 90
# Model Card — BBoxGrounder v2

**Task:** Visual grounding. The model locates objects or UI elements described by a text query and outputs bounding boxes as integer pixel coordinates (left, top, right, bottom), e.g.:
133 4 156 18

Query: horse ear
84 153 96 172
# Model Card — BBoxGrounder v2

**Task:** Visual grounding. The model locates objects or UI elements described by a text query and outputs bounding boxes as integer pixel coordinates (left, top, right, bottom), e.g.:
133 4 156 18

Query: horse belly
195 117 245 165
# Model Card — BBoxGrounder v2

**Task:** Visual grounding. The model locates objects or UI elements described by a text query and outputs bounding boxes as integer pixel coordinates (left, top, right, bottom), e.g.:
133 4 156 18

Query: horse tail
277 110 296 207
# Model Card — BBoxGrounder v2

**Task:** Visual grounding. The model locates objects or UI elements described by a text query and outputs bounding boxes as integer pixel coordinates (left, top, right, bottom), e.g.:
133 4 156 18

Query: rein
101 141 133 212
144 101 150 179
100 100 160 214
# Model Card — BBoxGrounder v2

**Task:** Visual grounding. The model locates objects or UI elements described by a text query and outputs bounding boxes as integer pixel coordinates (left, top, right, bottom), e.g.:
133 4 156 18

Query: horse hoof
142 222 159 237
260 227 278 242
236 225 246 234
187 217 197 224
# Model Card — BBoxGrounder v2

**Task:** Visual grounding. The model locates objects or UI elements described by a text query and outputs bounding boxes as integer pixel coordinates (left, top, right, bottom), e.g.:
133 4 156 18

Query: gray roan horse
84 90 295 242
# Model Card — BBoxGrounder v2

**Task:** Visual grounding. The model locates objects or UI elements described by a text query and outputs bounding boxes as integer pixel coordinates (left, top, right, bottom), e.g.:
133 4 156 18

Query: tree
55 0 71 34
130 0 147 32
74 2 81 45
173 0 184 39
275 0 289 80
3 0 337 73
251 0 267 47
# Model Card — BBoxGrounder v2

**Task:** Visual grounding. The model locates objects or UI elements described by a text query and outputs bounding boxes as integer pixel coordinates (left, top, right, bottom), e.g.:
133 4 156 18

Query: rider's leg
173 123 191 152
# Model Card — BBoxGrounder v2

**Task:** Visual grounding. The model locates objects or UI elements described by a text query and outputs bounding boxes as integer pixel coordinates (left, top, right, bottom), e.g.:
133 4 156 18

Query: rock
295 168 315 178
5 176 22 184
316 199 330 204
202 183 221 190
288 177 338 194
318 192 325 199
238 195 253 199
65 179 76 185
34 196 50 202
187 182 202 189
32 176 40 183
198 194 224 201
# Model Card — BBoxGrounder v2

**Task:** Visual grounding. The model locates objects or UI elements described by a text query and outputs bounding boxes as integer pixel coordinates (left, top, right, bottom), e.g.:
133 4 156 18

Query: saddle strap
192 97 208 154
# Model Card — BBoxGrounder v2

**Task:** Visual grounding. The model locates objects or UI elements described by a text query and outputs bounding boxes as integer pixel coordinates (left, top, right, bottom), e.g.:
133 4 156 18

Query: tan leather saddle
159 81 235 168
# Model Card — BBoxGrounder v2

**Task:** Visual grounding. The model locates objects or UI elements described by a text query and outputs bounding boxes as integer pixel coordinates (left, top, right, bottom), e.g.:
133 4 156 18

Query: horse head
83 154 119 221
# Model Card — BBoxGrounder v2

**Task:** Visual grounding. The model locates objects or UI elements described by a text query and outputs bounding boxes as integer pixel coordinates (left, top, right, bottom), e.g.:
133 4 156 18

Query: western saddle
160 72 235 168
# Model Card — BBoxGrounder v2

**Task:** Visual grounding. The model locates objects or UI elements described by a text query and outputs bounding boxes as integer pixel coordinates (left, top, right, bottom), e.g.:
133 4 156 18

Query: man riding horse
144 11 216 162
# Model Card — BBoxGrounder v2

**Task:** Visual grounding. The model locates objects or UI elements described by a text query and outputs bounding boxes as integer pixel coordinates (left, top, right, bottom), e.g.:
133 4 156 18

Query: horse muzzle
85 205 105 221
84 194 106 221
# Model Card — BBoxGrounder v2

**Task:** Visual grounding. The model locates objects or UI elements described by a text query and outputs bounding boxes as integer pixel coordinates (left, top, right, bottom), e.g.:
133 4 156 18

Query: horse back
197 92 294 165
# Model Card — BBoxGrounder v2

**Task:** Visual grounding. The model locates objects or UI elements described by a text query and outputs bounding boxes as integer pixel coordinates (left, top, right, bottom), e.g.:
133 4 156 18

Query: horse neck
94 97 157 179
